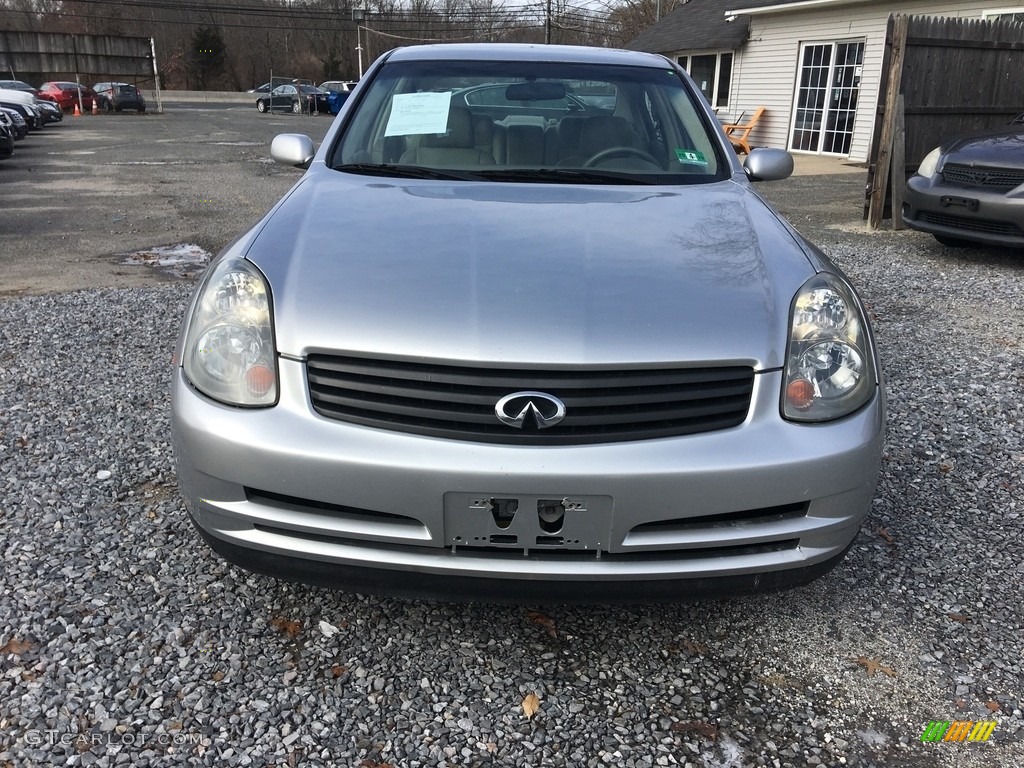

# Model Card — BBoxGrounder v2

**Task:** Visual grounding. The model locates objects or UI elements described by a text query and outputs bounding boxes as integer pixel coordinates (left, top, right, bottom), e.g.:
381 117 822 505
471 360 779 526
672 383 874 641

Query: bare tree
0 0 667 90
602 0 684 47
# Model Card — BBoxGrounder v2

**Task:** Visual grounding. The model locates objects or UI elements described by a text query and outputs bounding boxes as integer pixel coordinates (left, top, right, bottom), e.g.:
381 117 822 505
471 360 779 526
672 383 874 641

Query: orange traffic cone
91 99 98 115
73 103 81 117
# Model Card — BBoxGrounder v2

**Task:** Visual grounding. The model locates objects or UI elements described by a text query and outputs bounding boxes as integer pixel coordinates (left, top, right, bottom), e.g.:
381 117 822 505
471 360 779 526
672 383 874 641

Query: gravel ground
1 122 1023 767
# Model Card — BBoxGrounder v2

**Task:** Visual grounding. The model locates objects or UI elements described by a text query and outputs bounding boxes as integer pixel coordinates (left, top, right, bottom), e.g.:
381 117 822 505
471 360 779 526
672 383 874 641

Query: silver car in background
171 44 885 602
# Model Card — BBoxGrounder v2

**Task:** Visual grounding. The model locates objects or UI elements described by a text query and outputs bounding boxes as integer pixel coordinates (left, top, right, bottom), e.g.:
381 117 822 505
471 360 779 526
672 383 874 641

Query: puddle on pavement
120 243 211 279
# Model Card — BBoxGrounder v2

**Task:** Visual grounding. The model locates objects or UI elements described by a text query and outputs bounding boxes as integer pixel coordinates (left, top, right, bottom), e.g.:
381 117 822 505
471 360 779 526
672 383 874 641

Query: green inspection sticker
676 148 708 166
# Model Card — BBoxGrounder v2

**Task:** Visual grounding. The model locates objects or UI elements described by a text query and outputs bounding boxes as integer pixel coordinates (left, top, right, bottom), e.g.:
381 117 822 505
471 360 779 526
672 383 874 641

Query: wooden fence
866 14 1024 228
0 30 154 84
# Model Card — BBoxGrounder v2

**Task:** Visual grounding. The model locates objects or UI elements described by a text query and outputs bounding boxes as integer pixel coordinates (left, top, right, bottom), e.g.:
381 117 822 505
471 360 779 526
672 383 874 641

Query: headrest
422 107 474 148
472 114 495 145
578 116 634 156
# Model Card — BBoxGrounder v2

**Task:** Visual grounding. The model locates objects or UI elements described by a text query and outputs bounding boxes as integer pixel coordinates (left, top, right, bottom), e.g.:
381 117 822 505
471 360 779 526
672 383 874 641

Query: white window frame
981 7 1024 20
675 51 733 110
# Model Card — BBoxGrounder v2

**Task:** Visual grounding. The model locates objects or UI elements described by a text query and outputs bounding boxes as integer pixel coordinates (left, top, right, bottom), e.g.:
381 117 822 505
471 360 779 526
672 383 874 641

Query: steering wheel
584 146 662 168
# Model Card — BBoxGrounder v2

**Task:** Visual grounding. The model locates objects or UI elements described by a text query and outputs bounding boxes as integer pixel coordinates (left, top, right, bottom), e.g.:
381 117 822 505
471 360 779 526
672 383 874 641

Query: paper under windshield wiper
335 163 484 181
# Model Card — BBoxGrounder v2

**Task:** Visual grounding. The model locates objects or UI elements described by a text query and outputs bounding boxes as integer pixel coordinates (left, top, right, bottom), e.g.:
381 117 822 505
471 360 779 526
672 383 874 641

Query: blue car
318 80 359 114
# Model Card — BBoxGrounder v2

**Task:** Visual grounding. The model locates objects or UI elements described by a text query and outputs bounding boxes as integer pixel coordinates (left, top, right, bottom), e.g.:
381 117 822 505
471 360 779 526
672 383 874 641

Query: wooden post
869 14 909 229
891 93 907 230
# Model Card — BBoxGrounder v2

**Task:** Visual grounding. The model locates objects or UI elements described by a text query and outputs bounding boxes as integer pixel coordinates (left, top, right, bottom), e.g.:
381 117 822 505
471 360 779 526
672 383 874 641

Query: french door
790 40 864 155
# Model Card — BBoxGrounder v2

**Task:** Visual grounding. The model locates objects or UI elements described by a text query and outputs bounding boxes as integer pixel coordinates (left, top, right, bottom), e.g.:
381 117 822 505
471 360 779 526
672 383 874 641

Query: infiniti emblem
495 391 566 429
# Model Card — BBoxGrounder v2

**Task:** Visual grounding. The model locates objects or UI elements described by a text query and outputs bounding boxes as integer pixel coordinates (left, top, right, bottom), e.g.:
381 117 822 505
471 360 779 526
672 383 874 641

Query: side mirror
743 148 794 182
271 133 316 169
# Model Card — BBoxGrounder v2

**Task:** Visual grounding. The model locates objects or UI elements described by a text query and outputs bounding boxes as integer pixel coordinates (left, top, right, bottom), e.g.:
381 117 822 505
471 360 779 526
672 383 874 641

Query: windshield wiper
335 163 484 181
471 168 657 185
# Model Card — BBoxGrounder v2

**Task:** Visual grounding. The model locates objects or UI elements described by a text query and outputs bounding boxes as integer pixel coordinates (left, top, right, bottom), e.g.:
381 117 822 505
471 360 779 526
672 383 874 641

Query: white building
628 0 1024 161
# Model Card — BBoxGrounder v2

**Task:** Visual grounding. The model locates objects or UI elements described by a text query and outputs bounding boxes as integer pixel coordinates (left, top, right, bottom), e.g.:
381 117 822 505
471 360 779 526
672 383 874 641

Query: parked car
172 43 885 602
0 87 53 128
903 122 1024 248
256 84 329 114
35 99 63 124
92 82 146 112
318 80 358 93
0 79 37 95
0 121 13 159
318 80 359 115
0 93 43 131
37 81 95 112
0 106 29 139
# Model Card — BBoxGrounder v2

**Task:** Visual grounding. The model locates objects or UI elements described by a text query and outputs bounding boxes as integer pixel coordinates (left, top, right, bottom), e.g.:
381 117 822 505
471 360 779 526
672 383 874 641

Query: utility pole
545 0 551 44
353 8 365 78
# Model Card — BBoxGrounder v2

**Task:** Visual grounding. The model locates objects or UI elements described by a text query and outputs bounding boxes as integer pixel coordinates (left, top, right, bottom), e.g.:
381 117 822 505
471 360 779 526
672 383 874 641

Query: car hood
942 128 1024 168
0 88 34 105
246 169 816 368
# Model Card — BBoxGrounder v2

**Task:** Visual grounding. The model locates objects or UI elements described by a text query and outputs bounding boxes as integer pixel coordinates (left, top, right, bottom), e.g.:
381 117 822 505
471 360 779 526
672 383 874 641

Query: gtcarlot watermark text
25 730 203 748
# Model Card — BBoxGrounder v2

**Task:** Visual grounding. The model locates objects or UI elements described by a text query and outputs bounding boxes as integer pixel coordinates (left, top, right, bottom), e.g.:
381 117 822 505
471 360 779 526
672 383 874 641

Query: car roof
385 43 671 68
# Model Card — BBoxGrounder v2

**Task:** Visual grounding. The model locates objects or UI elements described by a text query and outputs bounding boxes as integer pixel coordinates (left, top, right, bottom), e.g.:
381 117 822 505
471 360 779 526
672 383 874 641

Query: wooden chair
722 106 765 154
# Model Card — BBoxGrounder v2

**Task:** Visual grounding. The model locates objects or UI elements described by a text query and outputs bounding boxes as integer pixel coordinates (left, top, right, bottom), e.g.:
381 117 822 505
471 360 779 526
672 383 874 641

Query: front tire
257 100 267 113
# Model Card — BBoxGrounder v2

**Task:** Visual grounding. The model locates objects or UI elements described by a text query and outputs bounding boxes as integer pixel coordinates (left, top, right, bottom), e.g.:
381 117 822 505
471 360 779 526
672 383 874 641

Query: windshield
330 58 727 184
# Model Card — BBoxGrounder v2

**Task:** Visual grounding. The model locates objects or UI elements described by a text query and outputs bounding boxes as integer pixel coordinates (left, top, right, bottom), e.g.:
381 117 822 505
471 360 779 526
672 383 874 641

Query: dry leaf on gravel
852 656 896 677
670 721 718 741
522 692 541 719
985 701 1002 713
946 613 970 623
876 526 894 545
270 616 302 638
526 611 557 639
0 637 33 656
682 639 708 655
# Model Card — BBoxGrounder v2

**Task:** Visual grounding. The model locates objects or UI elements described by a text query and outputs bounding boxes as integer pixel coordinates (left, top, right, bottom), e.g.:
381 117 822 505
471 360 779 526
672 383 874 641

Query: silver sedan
171 43 885 602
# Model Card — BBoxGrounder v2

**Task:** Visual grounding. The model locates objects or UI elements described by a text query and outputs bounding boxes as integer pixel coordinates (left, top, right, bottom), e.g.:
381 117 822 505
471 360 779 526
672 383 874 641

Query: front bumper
171 360 885 601
902 174 1024 248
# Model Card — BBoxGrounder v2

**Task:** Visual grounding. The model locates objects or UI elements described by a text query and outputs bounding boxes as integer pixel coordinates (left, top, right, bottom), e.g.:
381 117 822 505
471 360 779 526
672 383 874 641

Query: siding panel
721 0 1000 160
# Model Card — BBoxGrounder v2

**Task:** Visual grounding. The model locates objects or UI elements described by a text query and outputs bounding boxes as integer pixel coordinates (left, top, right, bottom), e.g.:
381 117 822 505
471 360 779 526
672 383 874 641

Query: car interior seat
400 107 496 167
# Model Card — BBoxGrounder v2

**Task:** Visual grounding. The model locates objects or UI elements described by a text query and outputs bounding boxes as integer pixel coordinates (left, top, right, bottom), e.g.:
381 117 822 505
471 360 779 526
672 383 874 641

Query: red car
37 81 95 112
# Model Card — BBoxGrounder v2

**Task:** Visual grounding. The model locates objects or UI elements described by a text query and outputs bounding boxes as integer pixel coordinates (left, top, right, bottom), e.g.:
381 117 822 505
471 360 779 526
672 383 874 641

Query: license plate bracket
443 492 613 551
940 195 979 212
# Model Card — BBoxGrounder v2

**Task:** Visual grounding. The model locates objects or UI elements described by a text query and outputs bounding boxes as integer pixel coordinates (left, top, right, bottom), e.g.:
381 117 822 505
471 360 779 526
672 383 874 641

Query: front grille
942 163 1024 192
307 355 754 445
918 211 1022 236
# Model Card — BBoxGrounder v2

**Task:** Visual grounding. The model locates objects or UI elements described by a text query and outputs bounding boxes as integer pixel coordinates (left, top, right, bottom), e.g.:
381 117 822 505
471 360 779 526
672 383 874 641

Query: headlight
182 257 277 406
783 274 875 422
917 146 941 178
